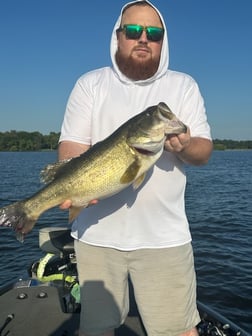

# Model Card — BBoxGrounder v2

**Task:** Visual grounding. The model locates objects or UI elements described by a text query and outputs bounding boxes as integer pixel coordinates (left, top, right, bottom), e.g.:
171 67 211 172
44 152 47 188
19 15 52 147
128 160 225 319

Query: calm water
0 151 251 332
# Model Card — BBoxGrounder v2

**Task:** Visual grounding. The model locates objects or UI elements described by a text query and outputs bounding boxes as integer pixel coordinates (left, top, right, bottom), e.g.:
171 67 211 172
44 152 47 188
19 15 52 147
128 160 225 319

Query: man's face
116 5 163 80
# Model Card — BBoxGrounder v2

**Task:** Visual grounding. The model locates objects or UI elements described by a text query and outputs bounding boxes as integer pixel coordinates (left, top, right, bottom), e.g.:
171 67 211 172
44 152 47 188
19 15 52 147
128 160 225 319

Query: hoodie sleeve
59 76 92 145
180 76 212 140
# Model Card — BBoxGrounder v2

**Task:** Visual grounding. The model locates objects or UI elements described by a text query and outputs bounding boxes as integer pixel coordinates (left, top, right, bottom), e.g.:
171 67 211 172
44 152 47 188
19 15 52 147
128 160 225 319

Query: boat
0 227 251 336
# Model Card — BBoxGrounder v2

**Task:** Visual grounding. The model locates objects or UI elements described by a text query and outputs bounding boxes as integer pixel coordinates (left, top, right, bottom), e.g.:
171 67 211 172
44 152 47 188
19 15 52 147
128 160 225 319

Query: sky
0 0 251 140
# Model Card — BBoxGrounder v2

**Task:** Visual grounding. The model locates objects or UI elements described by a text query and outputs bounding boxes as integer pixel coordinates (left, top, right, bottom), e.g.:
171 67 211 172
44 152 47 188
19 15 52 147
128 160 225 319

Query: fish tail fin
0 202 38 242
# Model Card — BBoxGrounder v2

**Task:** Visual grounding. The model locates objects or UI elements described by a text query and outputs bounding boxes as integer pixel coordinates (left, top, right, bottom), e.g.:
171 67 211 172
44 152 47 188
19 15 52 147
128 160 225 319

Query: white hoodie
59 0 211 250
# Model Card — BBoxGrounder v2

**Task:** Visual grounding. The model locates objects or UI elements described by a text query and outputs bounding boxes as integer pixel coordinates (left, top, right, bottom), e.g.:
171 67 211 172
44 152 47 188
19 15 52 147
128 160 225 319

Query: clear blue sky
0 0 251 140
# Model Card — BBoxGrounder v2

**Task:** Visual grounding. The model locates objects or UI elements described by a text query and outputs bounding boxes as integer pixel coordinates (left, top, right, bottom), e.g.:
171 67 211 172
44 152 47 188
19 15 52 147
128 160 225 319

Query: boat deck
0 284 146 336
1 283 251 336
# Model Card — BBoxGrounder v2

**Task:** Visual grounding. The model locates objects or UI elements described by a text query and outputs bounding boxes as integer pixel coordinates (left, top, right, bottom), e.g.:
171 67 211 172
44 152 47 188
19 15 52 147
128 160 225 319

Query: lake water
0 150 251 332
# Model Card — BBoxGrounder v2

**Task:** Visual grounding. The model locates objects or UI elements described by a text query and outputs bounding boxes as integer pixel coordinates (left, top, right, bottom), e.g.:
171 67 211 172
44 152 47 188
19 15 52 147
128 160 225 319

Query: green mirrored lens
146 27 164 41
125 25 143 39
123 25 164 42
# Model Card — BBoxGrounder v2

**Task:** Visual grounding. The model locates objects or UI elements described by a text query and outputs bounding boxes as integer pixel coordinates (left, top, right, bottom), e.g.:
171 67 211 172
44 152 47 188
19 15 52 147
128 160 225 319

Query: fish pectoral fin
120 160 141 184
69 206 87 223
132 173 146 190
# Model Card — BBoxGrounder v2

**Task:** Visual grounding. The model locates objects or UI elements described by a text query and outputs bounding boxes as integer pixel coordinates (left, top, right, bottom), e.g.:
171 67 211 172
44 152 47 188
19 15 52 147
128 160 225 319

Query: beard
115 47 160 81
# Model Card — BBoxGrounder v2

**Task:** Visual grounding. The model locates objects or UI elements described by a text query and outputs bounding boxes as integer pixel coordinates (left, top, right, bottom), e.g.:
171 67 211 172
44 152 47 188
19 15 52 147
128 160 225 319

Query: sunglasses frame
117 24 164 42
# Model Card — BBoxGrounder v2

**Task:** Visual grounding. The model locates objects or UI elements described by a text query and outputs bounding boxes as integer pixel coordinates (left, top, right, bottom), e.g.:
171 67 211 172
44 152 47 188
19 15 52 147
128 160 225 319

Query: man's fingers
59 200 72 209
59 199 99 210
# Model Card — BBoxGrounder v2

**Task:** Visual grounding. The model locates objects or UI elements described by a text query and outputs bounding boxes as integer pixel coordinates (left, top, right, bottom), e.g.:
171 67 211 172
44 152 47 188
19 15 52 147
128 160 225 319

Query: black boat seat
39 227 75 255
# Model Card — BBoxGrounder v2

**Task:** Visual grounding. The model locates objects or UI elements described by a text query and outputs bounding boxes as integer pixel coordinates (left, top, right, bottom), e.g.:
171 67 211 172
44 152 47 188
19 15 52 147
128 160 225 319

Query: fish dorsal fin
40 159 71 184
120 160 141 184
69 205 87 223
132 173 146 190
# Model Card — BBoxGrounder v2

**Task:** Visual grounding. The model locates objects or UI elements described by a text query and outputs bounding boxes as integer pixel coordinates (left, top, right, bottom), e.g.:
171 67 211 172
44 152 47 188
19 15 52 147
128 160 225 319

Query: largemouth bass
0 102 186 241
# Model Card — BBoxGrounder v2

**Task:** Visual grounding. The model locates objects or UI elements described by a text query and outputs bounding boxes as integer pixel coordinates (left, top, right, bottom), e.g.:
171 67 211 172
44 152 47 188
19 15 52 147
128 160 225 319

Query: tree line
213 139 252 150
0 130 251 151
0 130 60 151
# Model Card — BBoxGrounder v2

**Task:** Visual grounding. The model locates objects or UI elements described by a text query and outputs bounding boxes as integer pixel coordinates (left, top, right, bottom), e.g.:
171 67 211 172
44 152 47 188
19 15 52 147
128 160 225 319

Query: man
58 1 213 335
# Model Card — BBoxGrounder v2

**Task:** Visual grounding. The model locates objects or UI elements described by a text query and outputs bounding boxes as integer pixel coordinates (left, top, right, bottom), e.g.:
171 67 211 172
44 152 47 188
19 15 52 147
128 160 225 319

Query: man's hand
59 199 98 210
164 127 191 153
164 127 213 166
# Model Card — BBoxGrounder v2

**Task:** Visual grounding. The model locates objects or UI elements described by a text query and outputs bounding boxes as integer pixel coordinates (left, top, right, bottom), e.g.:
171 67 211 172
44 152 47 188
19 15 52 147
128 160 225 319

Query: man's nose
138 30 148 43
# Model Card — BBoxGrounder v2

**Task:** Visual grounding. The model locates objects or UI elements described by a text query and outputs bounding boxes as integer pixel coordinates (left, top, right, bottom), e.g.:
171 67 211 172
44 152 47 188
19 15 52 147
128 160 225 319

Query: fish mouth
157 102 187 134
165 121 187 134
133 139 165 155
134 147 155 155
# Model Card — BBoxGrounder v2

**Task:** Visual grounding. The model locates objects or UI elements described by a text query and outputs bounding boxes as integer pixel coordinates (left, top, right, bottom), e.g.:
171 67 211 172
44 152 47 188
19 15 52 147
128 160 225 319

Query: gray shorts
75 241 200 335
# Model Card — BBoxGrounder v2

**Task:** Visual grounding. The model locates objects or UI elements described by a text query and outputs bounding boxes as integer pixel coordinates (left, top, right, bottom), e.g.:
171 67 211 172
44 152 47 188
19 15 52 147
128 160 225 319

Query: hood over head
110 0 169 85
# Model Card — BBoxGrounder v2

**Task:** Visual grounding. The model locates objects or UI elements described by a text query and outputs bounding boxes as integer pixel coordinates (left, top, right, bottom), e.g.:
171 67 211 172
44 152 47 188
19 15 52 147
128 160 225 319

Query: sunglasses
117 24 164 42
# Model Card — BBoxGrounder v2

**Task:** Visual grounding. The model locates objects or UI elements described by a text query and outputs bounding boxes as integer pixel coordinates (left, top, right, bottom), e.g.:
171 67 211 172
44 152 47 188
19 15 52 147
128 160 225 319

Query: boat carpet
0 285 146 336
